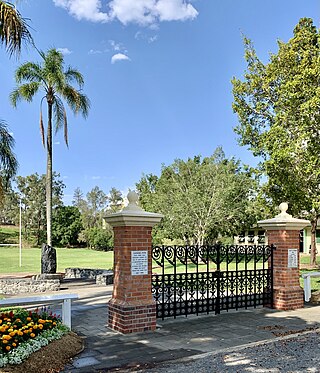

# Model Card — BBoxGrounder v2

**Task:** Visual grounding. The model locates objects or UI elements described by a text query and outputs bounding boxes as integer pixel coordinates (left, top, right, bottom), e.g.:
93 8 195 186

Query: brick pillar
104 191 163 334
258 203 309 310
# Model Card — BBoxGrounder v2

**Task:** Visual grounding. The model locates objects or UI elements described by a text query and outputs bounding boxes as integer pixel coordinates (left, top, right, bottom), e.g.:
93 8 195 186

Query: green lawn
1 245 320 294
299 255 320 292
0 247 113 274
0 225 20 244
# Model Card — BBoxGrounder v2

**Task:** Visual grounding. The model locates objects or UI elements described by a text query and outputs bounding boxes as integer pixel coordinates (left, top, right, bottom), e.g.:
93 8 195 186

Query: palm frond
63 107 68 147
53 96 69 147
52 95 64 129
15 62 44 85
39 97 45 147
63 85 90 117
0 0 33 57
0 119 18 187
10 82 40 106
65 67 84 87
43 48 65 88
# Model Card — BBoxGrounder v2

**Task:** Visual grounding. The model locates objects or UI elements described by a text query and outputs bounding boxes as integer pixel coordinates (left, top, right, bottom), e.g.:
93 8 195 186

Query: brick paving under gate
152 244 274 319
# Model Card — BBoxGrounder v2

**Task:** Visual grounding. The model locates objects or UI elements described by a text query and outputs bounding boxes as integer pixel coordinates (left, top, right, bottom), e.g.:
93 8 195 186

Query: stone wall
64 268 107 279
0 279 60 295
96 271 114 286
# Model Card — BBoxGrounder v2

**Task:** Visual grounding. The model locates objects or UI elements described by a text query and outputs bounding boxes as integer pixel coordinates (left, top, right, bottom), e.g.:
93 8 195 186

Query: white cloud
148 35 158 43
155 0 198 22
57 47 72 55
135 31 158 43
88 49 103 54
109 40 122 51
54 141 61 145
53 0 110 22
111 53 131 64
53 0 198 26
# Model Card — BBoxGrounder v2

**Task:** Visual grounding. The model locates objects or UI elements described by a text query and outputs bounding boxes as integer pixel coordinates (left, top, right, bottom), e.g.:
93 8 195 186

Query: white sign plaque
288 249 298 268
131 251 148 275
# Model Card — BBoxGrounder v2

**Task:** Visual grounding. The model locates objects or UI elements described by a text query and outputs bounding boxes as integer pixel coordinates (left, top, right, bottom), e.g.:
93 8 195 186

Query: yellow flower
0 320 2 324
8 328 13 332
18 331 23 336
3 335 11 340
5 346 10 351
2 340 8 344
38 324 43 330
9 332 15 337
38 319 45 324
30 333 35 338
53 322 57 326
26 317 31 322
12 343 16 347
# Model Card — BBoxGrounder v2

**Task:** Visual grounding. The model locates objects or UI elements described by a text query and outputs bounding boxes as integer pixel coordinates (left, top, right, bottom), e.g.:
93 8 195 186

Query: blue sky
0 0 318 204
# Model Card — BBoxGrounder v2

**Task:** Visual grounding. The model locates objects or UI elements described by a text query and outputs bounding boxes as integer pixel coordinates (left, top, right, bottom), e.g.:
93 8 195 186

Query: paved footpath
4 278 320 372
56 280 320 372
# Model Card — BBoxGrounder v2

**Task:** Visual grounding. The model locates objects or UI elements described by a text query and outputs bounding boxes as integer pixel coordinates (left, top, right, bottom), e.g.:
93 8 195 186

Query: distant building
234 226 267 246
234 225 319 254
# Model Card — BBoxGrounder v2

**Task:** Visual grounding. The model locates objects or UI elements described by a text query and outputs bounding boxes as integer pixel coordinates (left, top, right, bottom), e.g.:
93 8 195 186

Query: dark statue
41 244 57 274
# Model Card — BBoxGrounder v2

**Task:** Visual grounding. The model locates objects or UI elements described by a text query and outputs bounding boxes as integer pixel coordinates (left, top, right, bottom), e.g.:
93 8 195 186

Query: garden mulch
0 332 83 373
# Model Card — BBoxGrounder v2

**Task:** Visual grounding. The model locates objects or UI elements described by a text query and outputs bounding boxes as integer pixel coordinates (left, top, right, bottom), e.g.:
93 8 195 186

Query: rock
41 244 57 274
311 290 320 304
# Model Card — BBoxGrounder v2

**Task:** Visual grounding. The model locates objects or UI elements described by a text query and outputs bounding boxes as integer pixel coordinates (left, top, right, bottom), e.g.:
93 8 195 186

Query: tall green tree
232 18 320 265
10 48 90 248
0 0 32 57
72 187 84 209
108 187 123 212
52 205 82 247
137 148 259 246
75 186 113 250
16 173 65 245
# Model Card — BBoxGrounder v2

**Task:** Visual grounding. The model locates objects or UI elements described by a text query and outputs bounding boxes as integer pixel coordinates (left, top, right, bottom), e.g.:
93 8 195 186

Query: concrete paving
54 280 320 373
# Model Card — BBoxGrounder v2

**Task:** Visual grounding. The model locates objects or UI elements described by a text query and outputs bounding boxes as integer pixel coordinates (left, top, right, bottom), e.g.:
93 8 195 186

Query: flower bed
0 307 68 367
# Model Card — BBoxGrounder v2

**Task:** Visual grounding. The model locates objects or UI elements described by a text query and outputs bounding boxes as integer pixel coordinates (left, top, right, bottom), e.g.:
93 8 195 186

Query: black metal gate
152 244 274 319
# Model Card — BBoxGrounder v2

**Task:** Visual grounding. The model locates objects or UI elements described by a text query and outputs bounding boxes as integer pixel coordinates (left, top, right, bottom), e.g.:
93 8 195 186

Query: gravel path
143 330 320 373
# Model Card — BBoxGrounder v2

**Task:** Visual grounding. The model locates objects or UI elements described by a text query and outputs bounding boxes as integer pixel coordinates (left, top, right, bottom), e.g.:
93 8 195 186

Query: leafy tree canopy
232 17 320 264
137 147 261 246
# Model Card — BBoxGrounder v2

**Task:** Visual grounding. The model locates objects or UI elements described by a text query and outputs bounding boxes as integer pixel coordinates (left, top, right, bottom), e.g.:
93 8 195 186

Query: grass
0 225 19 245
1 223 320 294
0 247 113 274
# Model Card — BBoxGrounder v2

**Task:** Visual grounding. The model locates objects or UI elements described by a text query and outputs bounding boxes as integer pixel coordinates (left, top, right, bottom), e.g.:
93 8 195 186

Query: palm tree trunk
46 102 53 246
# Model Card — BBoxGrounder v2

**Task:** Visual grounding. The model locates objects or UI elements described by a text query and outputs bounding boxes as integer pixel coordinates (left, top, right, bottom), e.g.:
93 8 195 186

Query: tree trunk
46 102 53 247
310 219 317 266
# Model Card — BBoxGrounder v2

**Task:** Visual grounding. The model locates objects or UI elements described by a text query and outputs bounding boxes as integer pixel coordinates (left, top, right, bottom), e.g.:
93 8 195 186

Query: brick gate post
104 191 163 334
258 203 309 310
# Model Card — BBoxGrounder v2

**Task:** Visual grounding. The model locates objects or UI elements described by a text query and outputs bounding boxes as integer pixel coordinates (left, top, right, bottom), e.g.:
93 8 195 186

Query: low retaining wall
65 268 108 279
96 271 114 286
0 279 60 295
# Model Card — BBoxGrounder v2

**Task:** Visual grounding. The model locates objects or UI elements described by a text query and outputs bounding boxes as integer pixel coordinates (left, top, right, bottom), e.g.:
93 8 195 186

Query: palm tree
11 48 90 247
0 0 32 57
0 1 32 200
0 120 18 203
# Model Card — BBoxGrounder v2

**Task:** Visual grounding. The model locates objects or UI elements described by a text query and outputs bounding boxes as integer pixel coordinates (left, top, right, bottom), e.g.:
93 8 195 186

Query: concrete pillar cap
258 202 310 231
104 190 163 227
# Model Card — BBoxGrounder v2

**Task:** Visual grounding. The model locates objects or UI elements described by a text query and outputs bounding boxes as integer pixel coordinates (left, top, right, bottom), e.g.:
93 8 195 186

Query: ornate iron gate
152 244 274 319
